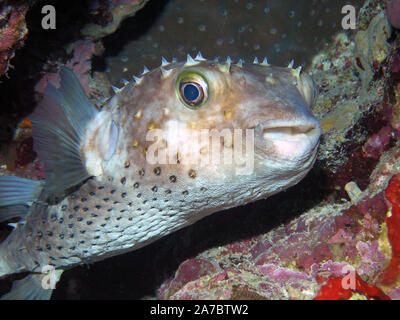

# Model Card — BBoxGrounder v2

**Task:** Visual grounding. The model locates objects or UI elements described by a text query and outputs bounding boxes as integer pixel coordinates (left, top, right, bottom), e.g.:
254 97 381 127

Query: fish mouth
253 119 321 159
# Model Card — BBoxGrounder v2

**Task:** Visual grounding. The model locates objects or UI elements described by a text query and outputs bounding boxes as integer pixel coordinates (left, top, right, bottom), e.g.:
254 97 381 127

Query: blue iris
183 84 199 101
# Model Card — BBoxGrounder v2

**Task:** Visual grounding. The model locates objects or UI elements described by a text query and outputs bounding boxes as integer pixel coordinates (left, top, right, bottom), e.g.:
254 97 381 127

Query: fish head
83 57 321 212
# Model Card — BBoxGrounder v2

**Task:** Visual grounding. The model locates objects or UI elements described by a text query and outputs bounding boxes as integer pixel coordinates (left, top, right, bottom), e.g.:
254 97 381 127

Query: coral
0 4 29 76
387 0 400 29
315 273 390 300
354 11 392 93
34 39 105 97
81 0 149 39
379 174 400 286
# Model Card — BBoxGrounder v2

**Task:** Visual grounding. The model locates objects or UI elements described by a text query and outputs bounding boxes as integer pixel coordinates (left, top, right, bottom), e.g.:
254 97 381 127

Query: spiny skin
0 58 320 275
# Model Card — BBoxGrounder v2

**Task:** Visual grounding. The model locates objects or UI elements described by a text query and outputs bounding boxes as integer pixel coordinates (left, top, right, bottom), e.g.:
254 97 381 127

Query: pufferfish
0 54 321 299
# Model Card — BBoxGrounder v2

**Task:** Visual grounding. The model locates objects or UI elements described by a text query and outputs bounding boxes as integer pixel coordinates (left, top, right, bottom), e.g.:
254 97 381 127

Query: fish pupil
183 83 199 101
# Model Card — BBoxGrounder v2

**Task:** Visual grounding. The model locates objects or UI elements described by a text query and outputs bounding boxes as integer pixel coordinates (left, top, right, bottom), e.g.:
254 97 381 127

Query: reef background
0 0 400 299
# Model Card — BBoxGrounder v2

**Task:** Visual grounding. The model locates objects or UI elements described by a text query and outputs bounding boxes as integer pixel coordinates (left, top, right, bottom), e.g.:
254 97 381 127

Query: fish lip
251 118 321 159
251 119 321 141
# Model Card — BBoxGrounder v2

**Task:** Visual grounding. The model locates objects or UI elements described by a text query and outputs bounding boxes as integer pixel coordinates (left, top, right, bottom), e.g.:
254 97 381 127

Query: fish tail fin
0 175 43 223
30 67 99 197
1 269 63 300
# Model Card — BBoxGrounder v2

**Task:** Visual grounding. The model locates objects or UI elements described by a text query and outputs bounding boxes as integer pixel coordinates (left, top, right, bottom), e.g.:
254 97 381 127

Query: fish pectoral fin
30 67 98 197
1 269 63 300
0 176 43 223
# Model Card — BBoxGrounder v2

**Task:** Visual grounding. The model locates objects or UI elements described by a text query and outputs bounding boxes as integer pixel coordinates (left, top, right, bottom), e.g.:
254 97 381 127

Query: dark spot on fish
61 205 67 211
110 189 116 194
73 206 80 212
70 246 76 250
49 256 56 261
103 198 110 202
37 231 43 238
121 192 127 198
68 223 74 228
120 177 126 185
36 246 43 251
68 214 74 219
188 169 196 178
128 217 133 221
46 231 53 236
124 160 130 168
128 202 133 206
81 197 87 202
165 189 171 194
101 223 106 227
46 244 51 250
152 186 158 192
113 201 119 204
95 205 101 209
70 193 76 199
120 209 126 213
200 187 207 191
69 233 74 238
79 241 85 244
169 175 177 183
91 213 98 217
107 208 113 212
152 198 157 201
89 191 96 196
137 193 142 198
116 216 122 220
94 235 100 239
80 230 86 234
59 234 64 239
50 214 57 222
139 168 145 177
105 217 110 221
83 207 89 212
98 186 105 190
134 182 140 188
57 246 63 250
142 200 148 204
86 221 93 225
153 167 161 175
182 190 189 195
77 217 83 222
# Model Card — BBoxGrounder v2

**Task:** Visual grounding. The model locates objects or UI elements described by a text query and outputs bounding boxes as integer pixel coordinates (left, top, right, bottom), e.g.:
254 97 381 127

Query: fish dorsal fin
30 67 98 197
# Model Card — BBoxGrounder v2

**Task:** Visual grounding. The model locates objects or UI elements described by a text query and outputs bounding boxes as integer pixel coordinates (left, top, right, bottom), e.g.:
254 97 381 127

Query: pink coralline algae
363 126 393 158
0 5 29 76
157 191 393 299
34 39 104 96
387 0 400 29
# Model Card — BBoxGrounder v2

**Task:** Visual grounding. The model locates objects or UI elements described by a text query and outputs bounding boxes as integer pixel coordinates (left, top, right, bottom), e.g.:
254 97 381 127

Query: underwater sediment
0 0 399 299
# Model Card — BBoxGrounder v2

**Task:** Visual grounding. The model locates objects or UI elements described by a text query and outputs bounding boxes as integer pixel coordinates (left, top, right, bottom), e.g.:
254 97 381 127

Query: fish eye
176 71 208 109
